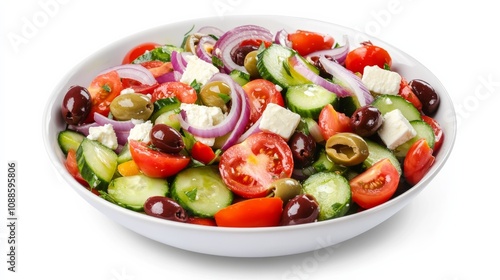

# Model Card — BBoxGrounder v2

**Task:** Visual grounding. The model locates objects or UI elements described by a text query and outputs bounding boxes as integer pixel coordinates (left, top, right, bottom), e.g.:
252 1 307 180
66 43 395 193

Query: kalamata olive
61 85 92 125
199 81 231 112
280 194 320 226
150 124 185 154
325 132 369 166
110 93 153 121
350 105 383 137
244 50 260 79
289 131 317 168
268 178 303 204
144 196 188 222
231 44 258 66
409 79 440 115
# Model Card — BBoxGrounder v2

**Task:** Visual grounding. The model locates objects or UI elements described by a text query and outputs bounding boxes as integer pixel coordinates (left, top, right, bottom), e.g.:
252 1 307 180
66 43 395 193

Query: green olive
110 93 153 121
244 50 260 79
199 81 231 112
267 178 303 204
183 34 199 54
325 133 369 166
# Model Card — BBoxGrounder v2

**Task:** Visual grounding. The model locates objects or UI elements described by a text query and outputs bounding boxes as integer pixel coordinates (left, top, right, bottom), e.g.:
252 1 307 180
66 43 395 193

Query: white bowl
43 15 456 257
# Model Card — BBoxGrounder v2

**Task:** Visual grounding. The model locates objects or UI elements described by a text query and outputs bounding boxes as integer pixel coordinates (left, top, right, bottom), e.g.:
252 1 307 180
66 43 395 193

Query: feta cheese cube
361 65 402 95
377 109 417 150
180 55 219 85
180 103 226 146
259 103 301 140
87 123 118 150
128 120 153 143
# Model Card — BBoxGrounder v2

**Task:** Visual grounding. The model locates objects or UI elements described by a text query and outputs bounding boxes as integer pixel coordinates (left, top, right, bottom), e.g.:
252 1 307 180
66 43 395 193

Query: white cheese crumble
180 55 220 86
377 109 417 150
180 103 226 146
128 120 153 143
87 123 118 150
120 87 135 95
259 103 301 141
361 65 402 95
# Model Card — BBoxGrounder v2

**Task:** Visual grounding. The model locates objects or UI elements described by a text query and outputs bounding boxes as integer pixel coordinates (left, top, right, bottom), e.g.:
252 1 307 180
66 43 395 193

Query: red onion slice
288 55 352 98
93 112 136 131
236 117 261 144
196 35 216 63
306 35 350 65
319 56 374 106
98 64 156 85
220 90 250 150
178 73 244 138
274 29 291 48
156 70 181 83
212 25 273 73
68 122 99 136
197 26 225 37
170 50 189 74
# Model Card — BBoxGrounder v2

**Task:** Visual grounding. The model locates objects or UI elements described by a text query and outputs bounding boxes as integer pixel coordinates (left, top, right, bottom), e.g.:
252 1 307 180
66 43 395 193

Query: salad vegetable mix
57 24 443 227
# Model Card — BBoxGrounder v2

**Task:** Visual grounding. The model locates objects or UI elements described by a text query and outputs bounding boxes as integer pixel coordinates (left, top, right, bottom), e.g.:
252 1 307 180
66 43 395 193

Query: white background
1 0 499 279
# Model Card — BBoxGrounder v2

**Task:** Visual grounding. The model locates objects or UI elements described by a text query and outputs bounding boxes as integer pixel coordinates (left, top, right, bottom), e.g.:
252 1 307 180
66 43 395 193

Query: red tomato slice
191 141 217 165
128 140 190 178
122 42 160 64
240 39 272 49
399 77 423 112
404 138 436 186
345 42 392 74
214 197 283 227
151 82 197 104
186 217 217 226
318 104 352 140
120 79 159 94
219 132 294 198
421 115 444 155
242 79 285 126
64 149 88 187
288 30 335 56
85 70 123 122
349 158 400 209
141 61 174 78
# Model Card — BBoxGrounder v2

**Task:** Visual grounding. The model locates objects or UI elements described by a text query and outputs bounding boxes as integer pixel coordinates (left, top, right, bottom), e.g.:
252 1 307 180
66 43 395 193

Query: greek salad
57 24 443 227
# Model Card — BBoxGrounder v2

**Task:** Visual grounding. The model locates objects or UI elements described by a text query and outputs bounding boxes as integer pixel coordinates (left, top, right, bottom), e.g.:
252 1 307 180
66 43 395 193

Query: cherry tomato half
399 77 423 112
128 140 190 178
122 42 160 64
318 104 352 140
242 79 285 127
349 158 400 209
404 138 435 186
288 30 335 56
345 42 392 74
219 132 294 198
85 70 123 122
151 82 198 104
214 197 283 227
421 115 444 155
191 141 217 165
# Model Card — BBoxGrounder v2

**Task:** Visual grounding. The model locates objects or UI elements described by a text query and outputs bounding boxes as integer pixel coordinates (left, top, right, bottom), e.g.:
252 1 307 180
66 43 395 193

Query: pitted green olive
244 50 260 79
267 178 303 204
200 81 231 112
110 93 153 121
325 133 369 166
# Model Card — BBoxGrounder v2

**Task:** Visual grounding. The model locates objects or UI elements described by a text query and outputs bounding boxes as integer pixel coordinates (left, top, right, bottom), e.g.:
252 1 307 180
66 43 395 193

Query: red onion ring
236 117 261 144
319 56 374 106
196 35 216 63
305 35 350 65
98 64 156 85
212 25 273 73
274 29 291 48
197 26 224 37
93 112 136 131
220 91 250 150
156 70 182 83
170 50 189 74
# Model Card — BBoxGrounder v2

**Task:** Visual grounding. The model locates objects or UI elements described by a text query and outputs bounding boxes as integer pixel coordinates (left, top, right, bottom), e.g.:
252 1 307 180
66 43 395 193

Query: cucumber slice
335 95 361 117
257 44 313 89
117 142 132 164
371 94 421 121
302 172 351 221
393 120 435 158
363 139 402 175
286 84 337 119
150 97 181 123
106 174 169 211
171 166 233 218
229 69 250 86
58 130 85 155
312 148 348 174
76 138 118 190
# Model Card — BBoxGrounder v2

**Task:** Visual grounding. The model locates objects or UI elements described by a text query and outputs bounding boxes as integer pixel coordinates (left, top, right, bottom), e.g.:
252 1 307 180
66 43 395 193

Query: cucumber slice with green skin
312 148 348 175
171 166 233 218
286 84 338 119
302 172 351 221
117 142 132 164
58 130 85 155
105 174 169 211
393 120 435 158
335 95 361 117
257 44 314 89
363 139 402 176
76 138 118 190
229 69 250 86
371 94 421 121
150 97 181 123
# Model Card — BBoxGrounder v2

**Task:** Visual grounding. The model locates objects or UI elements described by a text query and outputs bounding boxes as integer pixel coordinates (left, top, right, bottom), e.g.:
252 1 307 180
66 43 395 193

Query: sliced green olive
244 50 260 79
325 133 369 166
110 93 153 121
267 178 303 204
199 81 231 112
183 33 201 54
